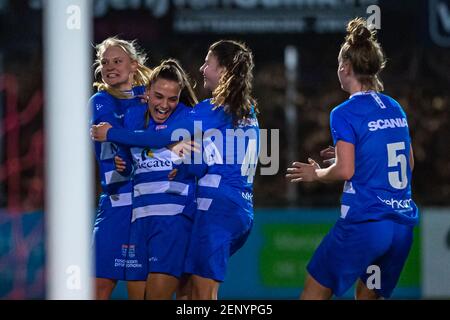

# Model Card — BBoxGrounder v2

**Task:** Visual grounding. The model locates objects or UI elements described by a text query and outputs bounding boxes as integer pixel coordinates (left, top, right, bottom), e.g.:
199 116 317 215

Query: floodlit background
0 0 449 299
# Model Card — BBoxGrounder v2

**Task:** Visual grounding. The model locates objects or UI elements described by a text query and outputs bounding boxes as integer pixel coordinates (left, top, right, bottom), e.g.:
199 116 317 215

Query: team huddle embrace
90 17 418 300
90 38 259 300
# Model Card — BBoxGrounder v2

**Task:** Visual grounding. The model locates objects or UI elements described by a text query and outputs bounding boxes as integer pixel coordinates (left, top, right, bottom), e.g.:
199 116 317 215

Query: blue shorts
92 204 132 280
125 214 193 280
307 218 414 298
184 195 253 282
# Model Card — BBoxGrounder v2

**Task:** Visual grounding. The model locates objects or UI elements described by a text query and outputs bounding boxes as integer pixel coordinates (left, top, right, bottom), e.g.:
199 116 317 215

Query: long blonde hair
93 36 152 98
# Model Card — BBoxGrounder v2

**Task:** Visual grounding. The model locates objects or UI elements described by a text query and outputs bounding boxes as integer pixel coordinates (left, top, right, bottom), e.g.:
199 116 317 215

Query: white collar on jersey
350 90 386 109
349 90 376 99
121 89 134 97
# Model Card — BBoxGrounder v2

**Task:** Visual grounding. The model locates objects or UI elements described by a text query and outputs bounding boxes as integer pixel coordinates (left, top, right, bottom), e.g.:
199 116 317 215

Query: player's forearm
315 163 353 183
107 119 197 149
107 128 174 149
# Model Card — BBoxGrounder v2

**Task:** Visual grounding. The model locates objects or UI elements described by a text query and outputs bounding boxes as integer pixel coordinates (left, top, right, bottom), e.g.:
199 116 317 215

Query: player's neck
347 82 372 97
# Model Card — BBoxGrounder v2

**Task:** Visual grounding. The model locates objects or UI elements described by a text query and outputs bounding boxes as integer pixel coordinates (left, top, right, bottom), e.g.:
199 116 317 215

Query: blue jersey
105 98 260 217
330 91 418 225
117 103 197 221
192 99 260 216
90 87 145 209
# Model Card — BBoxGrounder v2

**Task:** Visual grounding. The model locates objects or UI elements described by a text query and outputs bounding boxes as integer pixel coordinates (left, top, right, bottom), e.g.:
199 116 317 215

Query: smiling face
148 78 181 123
199 50 225 92
100 46 137 91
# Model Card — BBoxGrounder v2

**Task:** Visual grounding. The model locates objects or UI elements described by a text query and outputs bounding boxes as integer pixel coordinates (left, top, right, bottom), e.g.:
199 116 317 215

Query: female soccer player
184 40 259 300
286 18 418 300
113 59 199 300
90 36 151 299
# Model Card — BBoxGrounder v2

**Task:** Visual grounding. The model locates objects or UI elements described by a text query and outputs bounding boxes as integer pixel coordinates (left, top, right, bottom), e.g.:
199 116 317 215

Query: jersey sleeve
114 145 133 177
192 100 230 130
106 117 196 148
330 108 356 146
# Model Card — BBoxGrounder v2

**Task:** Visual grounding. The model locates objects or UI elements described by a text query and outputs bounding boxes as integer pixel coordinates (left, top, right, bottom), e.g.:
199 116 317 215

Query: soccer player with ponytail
287 18 418 300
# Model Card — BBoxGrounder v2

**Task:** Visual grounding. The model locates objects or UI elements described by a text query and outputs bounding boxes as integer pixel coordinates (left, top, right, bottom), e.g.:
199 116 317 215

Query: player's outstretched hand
168 140 201 158
286 158 320 182
90 122 112 142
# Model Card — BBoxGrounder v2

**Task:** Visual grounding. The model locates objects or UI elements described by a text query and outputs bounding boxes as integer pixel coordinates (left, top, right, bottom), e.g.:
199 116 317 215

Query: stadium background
0 0 449 299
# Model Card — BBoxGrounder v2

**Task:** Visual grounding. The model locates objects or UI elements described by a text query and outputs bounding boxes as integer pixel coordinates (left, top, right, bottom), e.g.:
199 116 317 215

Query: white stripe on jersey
343 181 356 194
134 181 189 197
349 91 386 109
100 142 117 160
370 92 386 109
105 170 130 185
198 174 221 188
197 198 213 211
203 138 223 166
340 205 350 219
109 192 132 207
132 204 185 222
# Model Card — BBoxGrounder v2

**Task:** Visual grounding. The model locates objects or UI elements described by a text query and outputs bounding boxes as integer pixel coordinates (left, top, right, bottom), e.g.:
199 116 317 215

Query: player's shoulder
90 90 114 102
377 92 403 109
192 98 216 117
195 98 214 109
89 90 116 111
126 103 147 117
176 101 192 112
132 85 147 96
331 99 352 116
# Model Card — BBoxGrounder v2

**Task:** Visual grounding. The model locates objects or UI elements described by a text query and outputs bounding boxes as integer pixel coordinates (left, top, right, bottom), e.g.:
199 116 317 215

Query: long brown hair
339 18 386 91
93 36 152 98
209 40 258 124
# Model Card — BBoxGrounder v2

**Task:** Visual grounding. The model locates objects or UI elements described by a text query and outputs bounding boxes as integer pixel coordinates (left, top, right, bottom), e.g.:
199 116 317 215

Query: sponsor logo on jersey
242 192 253 201
237 117 258 128
377 196 413 211
121 244 128 257
113 112 124 119
128 244 135 258
114 259 142 268
136 158 172 170
368 118 408 131
155 124 168 130
141 148 154 161
121 244 136 258
134 148 174 172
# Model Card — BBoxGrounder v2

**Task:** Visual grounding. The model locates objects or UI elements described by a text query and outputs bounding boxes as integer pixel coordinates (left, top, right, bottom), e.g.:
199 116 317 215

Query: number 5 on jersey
387 142 408 190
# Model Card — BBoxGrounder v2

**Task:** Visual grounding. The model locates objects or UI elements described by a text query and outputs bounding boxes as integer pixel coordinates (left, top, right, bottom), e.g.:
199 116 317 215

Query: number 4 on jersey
241 139 258 183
